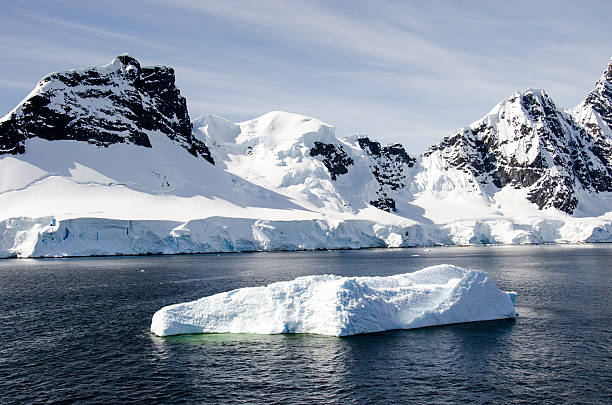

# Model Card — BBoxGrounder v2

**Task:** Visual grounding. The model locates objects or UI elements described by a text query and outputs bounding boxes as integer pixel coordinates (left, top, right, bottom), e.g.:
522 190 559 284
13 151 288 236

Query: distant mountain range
1 54 611 258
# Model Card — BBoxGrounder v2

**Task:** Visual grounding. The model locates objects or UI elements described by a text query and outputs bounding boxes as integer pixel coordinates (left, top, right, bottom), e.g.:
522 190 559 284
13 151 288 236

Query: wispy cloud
0 0 610 152
165 0 474 71
0 37 114 69
159 1 608 114
24 13 177 54
163 0 610 105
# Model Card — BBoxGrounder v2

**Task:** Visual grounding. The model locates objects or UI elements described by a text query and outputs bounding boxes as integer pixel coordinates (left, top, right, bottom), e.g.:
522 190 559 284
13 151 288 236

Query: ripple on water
0 245 610 403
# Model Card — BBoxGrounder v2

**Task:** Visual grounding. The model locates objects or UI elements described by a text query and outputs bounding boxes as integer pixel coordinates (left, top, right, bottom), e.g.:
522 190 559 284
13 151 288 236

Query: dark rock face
369 197 397 212
527 175 578 213
358 137 416 212
426 77 612 214
572 59 612 194
309 141 354 180
583 60 612 130
0 54 214 164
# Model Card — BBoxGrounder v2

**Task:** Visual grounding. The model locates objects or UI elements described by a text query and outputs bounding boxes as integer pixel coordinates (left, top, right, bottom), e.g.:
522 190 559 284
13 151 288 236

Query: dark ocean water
1 245 611 404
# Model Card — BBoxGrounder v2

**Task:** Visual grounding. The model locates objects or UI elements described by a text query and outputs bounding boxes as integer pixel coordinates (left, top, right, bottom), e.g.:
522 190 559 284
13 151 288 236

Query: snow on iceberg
151 265 517 337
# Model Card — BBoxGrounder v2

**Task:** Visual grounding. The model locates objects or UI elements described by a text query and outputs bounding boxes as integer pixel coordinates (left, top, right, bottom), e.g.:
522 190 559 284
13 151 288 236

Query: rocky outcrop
358 137 416 212
0 54 214 164
309 141 354 180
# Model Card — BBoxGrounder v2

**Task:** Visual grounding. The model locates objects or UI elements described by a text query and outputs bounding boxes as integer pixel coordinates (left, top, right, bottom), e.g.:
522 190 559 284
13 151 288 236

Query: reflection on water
0 245 610 403
147 319 521 402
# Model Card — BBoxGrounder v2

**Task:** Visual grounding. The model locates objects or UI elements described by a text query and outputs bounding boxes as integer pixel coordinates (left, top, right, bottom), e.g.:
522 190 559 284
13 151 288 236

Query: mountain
425 61 612 214
570 60 612 189
194 111 416 214
0 55 611 258
0 54 213 164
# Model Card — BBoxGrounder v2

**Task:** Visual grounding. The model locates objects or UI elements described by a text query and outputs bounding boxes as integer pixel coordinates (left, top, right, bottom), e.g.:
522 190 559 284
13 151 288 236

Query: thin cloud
165 0 473 71
0 38 115 69
24 14 176 53
162 0 610 107
1 1 610 152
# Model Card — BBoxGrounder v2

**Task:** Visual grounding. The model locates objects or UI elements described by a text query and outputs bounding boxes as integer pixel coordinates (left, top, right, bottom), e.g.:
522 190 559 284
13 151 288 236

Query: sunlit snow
150 264 517 337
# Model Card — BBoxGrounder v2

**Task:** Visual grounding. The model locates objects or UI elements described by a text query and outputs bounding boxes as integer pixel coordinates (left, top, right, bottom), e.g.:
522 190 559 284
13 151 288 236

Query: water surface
1 245 610 403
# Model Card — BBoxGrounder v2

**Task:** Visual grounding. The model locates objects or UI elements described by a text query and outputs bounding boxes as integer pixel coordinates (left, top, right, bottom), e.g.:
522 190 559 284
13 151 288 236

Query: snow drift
150 264 517 337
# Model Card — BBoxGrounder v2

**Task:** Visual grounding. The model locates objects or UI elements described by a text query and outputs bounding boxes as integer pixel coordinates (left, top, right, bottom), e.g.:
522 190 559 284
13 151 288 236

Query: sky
1 0 611 152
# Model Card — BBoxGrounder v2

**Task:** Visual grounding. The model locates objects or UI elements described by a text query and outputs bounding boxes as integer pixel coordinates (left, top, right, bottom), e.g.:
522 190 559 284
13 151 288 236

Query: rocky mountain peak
488 89 563 139
514 89 557 120
116 53 141 70
425 60 612 215
0 54 214 164
600 57 612 84
579 58 612 132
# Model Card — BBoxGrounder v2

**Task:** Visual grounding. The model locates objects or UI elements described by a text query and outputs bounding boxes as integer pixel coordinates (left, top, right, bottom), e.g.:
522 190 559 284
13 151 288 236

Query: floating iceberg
151 265 517 337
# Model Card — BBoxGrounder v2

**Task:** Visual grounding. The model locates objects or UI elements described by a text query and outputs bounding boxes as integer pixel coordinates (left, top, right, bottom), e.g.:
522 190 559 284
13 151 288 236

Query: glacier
2 215 611 258
150 264 517 337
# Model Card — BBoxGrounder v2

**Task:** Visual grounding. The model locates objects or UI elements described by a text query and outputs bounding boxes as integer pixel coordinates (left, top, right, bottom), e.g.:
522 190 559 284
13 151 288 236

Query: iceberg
151 265 517 337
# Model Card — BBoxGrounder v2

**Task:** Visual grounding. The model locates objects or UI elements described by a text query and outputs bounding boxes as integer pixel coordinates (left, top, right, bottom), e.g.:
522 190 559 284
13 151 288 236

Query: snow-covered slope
151 264 517 337
194 111 380 214
0 55 611 258
425 60 612 215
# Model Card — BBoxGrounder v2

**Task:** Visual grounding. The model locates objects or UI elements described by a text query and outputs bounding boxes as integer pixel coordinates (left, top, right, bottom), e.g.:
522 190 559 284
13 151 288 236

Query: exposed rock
309 141 354 180
0 54 214 164
426 71 612 214
358 137 416 212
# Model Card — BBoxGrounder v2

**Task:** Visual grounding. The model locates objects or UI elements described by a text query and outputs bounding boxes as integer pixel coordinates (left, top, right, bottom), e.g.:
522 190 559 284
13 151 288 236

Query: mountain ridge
0 54 611 258
0 54 214 164
424 61 612 214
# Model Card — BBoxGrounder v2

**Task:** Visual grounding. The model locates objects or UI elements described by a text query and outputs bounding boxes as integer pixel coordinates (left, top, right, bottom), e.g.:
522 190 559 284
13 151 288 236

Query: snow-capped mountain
425 62 612 214
0 54 214 164
193 111 398 215
0 54 611 258
570 60 612 189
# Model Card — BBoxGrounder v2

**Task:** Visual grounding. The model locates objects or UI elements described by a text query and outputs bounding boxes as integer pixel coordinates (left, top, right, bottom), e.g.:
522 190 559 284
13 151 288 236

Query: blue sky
2 0 611 151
